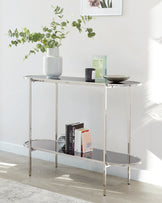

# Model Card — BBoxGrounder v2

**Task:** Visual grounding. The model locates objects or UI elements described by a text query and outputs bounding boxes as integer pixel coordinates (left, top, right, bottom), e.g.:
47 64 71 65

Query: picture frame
92 56 107 81
81 0 122 16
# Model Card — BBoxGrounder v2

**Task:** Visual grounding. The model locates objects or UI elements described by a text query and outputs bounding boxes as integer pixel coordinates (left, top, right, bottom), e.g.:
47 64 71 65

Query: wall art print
81 0 122 16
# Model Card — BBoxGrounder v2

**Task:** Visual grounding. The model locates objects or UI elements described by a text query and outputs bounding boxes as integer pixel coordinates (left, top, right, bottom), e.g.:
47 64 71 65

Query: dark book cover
65 124 71 154
65 122 84 155
65 122 79 154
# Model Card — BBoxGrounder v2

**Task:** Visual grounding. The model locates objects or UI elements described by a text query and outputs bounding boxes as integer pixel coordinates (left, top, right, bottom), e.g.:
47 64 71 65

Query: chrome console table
25 75 141 196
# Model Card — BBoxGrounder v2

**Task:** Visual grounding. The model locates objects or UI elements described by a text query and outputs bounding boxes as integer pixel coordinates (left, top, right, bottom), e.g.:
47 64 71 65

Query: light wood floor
0 151 162 203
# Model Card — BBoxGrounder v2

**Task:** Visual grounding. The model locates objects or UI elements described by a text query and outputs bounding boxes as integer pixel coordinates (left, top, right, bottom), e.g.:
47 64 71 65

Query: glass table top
25 75 141 88
24 140 141 166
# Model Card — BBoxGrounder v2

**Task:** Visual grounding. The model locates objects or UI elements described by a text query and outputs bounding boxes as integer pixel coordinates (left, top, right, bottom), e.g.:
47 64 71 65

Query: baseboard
0 141 161 186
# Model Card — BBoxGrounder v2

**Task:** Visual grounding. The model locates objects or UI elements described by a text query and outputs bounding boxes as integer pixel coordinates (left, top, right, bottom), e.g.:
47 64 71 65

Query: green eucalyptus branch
8 5 96 59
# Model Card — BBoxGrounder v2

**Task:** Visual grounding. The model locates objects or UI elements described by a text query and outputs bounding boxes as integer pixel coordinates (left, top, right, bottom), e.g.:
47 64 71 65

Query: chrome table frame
26 75 141 196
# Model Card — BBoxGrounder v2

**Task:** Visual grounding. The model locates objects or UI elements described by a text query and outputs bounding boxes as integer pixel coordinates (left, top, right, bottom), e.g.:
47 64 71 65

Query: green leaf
40 47 46 52
46 33 50 38
43 27 48 32
86 28 93 33
72 21 77 27
8 29 12 37
61 22 67 26
24 55 28 60
47 40 55 48
51 34 56 39
21 38 26 44
30 50 36 54
58 15 63 18
20 32 24 37
88 16 92 20
36 44 42 49
88 32 95 38
23 27 30 34
81 16 86 24
55 41 59 47
15 28 19 38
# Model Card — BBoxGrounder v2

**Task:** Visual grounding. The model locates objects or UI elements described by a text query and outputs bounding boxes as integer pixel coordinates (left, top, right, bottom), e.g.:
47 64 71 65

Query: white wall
0 0 162 186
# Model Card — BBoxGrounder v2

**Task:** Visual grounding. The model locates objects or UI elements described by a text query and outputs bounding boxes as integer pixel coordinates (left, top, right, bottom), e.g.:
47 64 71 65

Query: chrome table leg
55 83 58 168
128 86 131 185
103 85 108 195
103 165 107 196
29 78 32 176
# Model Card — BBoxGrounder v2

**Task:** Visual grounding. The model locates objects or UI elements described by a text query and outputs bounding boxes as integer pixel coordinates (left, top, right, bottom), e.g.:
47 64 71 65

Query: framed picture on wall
81 0 122 16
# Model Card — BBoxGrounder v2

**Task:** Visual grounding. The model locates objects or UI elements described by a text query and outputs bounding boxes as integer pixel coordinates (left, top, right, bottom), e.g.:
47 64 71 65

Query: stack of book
65 122 93 155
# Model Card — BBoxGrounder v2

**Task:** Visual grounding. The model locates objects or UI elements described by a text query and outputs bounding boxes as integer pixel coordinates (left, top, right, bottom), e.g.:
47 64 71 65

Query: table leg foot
55 154 58 168
128 166 131 185
103 165 107 196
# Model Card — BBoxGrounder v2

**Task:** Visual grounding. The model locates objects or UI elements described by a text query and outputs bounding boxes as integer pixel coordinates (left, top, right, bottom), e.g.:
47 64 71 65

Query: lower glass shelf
24 139 141 166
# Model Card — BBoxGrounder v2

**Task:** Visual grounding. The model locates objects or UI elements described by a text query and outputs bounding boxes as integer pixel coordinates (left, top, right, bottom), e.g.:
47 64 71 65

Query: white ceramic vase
43 48 62 78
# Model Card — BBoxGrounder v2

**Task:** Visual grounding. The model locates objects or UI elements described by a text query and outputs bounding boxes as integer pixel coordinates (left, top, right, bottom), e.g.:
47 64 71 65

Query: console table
24 75 141 196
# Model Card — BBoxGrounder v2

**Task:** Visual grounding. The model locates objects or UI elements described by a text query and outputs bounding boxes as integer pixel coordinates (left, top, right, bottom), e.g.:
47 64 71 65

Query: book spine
72 123 84 154
66 123 84 155
74 130 82 153
65 124 70 154
65 124 74 154
82 131 93 153
68 125 73 155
